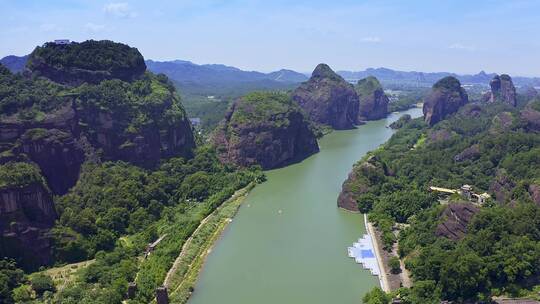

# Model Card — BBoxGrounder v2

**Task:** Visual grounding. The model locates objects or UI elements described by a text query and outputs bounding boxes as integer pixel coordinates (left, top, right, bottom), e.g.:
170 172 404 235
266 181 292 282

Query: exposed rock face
488 74 517 106
338 155 389 212
292 64 359 129
423 76 468 126
490 111 514 134
76 105 194 168
427 129 453 144
213 92 319 169
13 129 85 194
356 76 389 121
454 144 480 162
0 164 56 270
529 184 540 206
26 40 146 86
520 102 540 132
489 169 516 203
436 203 479 240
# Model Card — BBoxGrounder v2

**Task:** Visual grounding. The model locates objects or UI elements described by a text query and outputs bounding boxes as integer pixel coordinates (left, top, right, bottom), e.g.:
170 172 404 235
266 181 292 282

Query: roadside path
364 214 391 293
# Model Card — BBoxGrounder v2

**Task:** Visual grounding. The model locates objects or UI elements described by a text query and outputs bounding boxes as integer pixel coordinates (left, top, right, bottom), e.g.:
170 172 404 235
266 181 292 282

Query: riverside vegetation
343 78 540 302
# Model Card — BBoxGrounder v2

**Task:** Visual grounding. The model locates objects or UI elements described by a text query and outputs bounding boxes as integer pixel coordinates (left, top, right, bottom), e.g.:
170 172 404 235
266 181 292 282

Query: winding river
188 107 423 304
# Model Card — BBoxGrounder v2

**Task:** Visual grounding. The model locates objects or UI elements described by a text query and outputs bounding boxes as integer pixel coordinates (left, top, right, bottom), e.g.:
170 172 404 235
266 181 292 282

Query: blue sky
1 0 540 76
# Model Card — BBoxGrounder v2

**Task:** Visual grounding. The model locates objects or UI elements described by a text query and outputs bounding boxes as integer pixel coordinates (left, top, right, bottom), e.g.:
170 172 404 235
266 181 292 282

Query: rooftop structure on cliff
429 184 491 205
53 39 71 45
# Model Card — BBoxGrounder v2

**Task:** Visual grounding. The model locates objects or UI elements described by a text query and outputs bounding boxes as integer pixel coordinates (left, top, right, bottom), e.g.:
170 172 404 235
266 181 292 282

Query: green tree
389 256 401 274
362 287 390 304
29 273 55 296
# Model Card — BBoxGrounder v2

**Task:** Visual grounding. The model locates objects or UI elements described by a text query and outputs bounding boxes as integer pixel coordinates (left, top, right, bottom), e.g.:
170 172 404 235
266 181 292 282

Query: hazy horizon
2 0 540 77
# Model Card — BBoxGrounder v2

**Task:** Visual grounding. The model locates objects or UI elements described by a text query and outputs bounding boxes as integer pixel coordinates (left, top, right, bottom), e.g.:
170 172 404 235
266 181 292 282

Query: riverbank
161 183 256 304
364 214 390 292
365 214 413 292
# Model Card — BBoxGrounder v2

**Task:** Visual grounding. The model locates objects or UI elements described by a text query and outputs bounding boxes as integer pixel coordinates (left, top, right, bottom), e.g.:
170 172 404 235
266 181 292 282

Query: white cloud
85 23 106 32
449 43 476 51
360 36 381 43
103 2 138 18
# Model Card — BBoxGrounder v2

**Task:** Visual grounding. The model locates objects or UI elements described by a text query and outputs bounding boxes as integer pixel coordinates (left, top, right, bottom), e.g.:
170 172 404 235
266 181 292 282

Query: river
188 107 423 304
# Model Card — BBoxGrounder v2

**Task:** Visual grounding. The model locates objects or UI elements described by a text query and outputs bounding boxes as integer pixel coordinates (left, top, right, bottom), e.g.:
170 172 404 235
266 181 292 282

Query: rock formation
292 64 359 129
356 76 389 121
528 184 540 206
423 76 468 126
454 144 480 162
520 101 540 132
0 163 56 270
389 114 412 129
436 203 479 240
26 40 146 86
0 40 196 269
488 74 517 106
490 111 514 134
338 155 389 212
213 92 319 169
489 169 516 203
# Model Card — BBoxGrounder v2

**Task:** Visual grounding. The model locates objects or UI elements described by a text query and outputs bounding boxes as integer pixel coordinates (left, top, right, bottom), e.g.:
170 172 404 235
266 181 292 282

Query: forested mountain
0 55 28 73
0 40 262 304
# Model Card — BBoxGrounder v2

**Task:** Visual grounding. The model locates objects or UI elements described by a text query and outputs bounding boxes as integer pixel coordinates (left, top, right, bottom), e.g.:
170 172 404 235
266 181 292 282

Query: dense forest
355 99 540 303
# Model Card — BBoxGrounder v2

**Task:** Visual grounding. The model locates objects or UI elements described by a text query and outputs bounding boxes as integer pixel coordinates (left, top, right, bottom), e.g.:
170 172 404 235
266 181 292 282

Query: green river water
188 107 423 304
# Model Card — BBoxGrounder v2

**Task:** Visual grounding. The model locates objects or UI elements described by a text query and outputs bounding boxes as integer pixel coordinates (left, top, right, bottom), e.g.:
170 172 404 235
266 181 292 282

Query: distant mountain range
145 60 308 84
0 55 28 73
2 55 539 88
337 67 540 87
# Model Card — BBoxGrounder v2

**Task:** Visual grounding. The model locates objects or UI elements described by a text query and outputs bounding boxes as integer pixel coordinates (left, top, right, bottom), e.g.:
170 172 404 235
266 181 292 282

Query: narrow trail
365 214 391 293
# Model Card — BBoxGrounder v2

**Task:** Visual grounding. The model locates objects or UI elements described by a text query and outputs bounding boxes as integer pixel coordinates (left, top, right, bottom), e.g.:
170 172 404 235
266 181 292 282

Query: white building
53 39 70 45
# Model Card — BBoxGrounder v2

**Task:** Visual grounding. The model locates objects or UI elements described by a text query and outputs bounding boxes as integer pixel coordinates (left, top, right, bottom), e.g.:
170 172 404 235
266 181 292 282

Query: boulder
292 64 359 129
423 76 468 126
213 92 319 169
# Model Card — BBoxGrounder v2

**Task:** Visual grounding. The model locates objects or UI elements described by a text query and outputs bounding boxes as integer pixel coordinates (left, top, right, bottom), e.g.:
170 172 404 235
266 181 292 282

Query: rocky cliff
0 162 55 270
488 74 517 106
0 40 195 268
213 92 319 169
291 64 359 129
356 76 389 121
26 40 146 86
337 155 389 212
423 76 468 126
